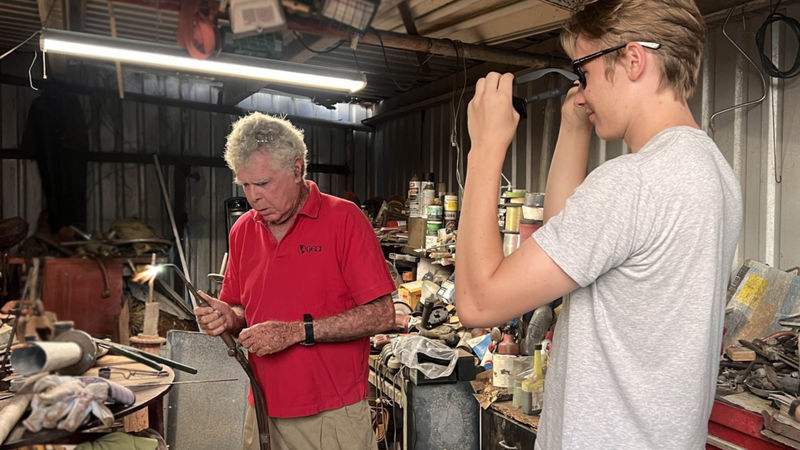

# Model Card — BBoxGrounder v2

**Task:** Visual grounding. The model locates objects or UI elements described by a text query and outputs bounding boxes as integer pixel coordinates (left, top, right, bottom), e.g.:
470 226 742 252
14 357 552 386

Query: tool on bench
133 263 271 450
94 339 198 374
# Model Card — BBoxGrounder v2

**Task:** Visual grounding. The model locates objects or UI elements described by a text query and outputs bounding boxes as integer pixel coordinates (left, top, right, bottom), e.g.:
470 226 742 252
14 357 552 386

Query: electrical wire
708 7 767 136
448 39 468 196
28 51 39 91
757 0 800 78
0 31 40 61
292 31 346 55
370 28 415 92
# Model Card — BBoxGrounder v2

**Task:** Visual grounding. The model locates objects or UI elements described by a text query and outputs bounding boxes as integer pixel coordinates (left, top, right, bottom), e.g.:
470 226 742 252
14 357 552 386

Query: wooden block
142 302 160 337
118 299 130 346
726 346 756 361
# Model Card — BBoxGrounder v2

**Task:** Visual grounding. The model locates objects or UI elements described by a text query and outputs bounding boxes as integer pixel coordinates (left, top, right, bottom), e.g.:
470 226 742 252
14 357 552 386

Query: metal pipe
152 153 196 309
10 341 83 376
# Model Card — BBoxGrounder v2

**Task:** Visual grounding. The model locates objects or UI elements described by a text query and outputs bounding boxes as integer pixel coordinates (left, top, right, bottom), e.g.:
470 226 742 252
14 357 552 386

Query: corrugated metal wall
0 69 372 286
370 4 800 271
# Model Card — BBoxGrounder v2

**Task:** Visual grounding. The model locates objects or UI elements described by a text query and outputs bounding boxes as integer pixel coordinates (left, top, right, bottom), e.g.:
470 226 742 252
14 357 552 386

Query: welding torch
510 67 579 119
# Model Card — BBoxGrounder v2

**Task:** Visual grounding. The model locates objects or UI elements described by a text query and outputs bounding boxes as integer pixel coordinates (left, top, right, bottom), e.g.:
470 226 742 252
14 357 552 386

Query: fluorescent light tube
40 29 365 93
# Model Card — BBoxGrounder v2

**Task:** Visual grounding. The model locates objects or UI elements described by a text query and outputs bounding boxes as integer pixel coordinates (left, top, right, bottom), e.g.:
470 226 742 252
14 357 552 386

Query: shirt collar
251 179 321 224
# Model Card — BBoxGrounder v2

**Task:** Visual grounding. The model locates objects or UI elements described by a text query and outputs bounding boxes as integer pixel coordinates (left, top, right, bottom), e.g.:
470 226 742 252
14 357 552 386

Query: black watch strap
300 313 314 346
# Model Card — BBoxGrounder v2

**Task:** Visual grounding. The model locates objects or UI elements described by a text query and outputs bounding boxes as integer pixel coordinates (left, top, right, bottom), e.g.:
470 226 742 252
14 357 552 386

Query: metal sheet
164 330 249 450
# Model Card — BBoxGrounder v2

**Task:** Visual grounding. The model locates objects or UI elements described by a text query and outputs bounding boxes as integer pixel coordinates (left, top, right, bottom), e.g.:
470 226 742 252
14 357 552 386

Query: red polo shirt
219 181 395 418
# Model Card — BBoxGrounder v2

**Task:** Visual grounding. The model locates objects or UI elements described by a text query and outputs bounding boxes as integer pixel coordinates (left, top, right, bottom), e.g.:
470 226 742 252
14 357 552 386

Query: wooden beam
397 0 430 72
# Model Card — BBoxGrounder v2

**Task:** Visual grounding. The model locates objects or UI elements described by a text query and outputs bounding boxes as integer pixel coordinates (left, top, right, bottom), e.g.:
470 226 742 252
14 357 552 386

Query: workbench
0 354 174 448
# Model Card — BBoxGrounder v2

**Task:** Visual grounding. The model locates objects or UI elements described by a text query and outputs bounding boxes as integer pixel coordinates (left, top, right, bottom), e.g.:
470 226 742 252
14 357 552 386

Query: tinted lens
573 66 586 88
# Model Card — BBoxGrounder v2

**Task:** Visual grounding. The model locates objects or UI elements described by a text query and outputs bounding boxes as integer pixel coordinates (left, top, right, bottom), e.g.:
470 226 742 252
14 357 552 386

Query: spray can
409 177 421 218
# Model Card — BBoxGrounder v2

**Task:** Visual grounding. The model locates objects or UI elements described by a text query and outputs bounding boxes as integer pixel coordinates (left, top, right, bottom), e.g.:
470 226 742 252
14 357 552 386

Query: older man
196 113 395 450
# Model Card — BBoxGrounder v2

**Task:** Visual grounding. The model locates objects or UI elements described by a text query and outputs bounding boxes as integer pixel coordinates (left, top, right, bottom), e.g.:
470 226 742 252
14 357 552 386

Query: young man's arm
544 86 593 222
237 294 394 356
455 73 581 327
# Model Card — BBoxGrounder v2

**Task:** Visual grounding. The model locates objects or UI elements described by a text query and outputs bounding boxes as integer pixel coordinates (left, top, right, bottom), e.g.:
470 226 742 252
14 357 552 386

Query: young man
195 113 396 450
456 1 742 448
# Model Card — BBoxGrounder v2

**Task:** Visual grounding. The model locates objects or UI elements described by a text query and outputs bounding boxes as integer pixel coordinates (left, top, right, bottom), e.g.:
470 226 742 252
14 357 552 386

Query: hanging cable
756 2 800 78
0 31 40 61
28 51 39 91
448 39 468 195
292 31 346 55
370 28 415 92
708 7 767 135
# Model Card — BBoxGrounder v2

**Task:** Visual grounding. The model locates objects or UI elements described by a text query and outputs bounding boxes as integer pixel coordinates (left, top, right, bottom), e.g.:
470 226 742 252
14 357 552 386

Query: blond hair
224 113 308 176
561 0 707 100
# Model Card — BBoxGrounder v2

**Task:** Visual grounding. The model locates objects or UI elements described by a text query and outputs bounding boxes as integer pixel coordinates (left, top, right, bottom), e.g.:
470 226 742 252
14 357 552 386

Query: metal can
504 204 522 233
444 194 458 212
427 204 443 220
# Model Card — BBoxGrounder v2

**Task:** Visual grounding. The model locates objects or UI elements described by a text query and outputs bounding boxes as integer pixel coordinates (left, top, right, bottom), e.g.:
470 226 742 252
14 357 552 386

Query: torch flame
132 264 163 284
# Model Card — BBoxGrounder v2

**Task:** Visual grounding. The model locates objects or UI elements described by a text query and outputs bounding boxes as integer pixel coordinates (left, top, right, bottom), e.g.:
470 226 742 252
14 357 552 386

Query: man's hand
561 83 592 133
239 321 304 357
194 291 241 336
467 72 519 161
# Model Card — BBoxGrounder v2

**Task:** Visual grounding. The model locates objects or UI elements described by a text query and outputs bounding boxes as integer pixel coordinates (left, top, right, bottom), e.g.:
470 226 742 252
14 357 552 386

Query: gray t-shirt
533 127 742 449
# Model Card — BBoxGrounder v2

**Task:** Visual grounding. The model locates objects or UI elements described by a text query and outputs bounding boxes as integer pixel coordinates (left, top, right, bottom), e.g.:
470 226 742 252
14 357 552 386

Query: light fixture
40 29 366 93
318 0 379 31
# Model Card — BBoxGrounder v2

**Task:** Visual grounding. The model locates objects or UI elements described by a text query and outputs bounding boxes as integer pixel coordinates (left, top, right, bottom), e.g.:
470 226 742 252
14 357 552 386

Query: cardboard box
398 280 423 310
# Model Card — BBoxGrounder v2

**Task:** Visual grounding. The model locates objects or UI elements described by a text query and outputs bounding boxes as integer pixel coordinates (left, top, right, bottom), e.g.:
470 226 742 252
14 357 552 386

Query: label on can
427 205 443 220
426 220 442 232
444 194 458 211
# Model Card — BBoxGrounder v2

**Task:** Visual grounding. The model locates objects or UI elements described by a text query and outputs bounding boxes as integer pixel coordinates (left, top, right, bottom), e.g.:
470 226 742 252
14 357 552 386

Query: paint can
408 179 421 218
420 182 435 218
523 192 545 221
504 204 522 232
427 204 443 221
444 194 458 213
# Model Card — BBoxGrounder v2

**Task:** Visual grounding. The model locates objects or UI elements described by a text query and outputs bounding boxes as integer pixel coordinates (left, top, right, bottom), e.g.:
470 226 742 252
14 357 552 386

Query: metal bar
152 154 194 309
287 17 566 68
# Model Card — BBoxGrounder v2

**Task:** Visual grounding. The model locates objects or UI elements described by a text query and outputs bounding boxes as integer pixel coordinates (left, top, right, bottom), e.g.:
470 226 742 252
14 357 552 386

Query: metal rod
152 153 196 309
96 340 198 375
99 342 163 371
127 378 239 390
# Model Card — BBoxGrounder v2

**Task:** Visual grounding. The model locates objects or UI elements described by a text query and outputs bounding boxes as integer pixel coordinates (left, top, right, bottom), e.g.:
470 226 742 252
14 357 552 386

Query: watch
300 313 315 346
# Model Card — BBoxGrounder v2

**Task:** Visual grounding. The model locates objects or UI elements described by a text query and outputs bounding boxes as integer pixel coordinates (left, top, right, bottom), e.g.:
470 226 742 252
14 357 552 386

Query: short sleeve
534 159 647 287
338 205 396 305
218 224 243 307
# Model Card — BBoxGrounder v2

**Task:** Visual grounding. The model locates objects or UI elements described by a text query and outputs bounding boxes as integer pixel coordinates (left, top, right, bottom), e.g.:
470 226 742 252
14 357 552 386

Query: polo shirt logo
299 244 323 255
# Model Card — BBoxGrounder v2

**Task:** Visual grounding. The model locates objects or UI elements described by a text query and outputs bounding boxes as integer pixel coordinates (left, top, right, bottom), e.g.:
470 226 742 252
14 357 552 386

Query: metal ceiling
0 0 790 105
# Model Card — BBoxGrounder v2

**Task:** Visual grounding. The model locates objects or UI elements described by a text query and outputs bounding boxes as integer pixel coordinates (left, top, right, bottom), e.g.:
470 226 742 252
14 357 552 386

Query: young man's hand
560 83 592 133
467 72 519 161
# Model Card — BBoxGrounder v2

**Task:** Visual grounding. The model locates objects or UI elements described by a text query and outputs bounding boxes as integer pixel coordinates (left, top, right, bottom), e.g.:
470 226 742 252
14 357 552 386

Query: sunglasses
571 41 662 88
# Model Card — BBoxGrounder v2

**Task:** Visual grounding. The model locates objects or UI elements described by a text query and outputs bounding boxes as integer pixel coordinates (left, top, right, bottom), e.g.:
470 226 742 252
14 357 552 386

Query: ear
624 42 647 82
292 157 304 179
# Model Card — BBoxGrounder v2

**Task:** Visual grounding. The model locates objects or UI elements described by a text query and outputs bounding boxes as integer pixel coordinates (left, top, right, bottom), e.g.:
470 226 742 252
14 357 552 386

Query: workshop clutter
716 260 800 445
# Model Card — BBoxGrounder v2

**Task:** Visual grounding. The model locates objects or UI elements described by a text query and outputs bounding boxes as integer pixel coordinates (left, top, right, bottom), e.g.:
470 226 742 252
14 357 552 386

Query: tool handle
104 344 163 371
512 96 528 119
122 345 198 374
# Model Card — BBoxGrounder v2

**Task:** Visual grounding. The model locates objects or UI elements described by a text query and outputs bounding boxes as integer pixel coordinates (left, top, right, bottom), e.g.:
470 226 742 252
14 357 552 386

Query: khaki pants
243 400 378 450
